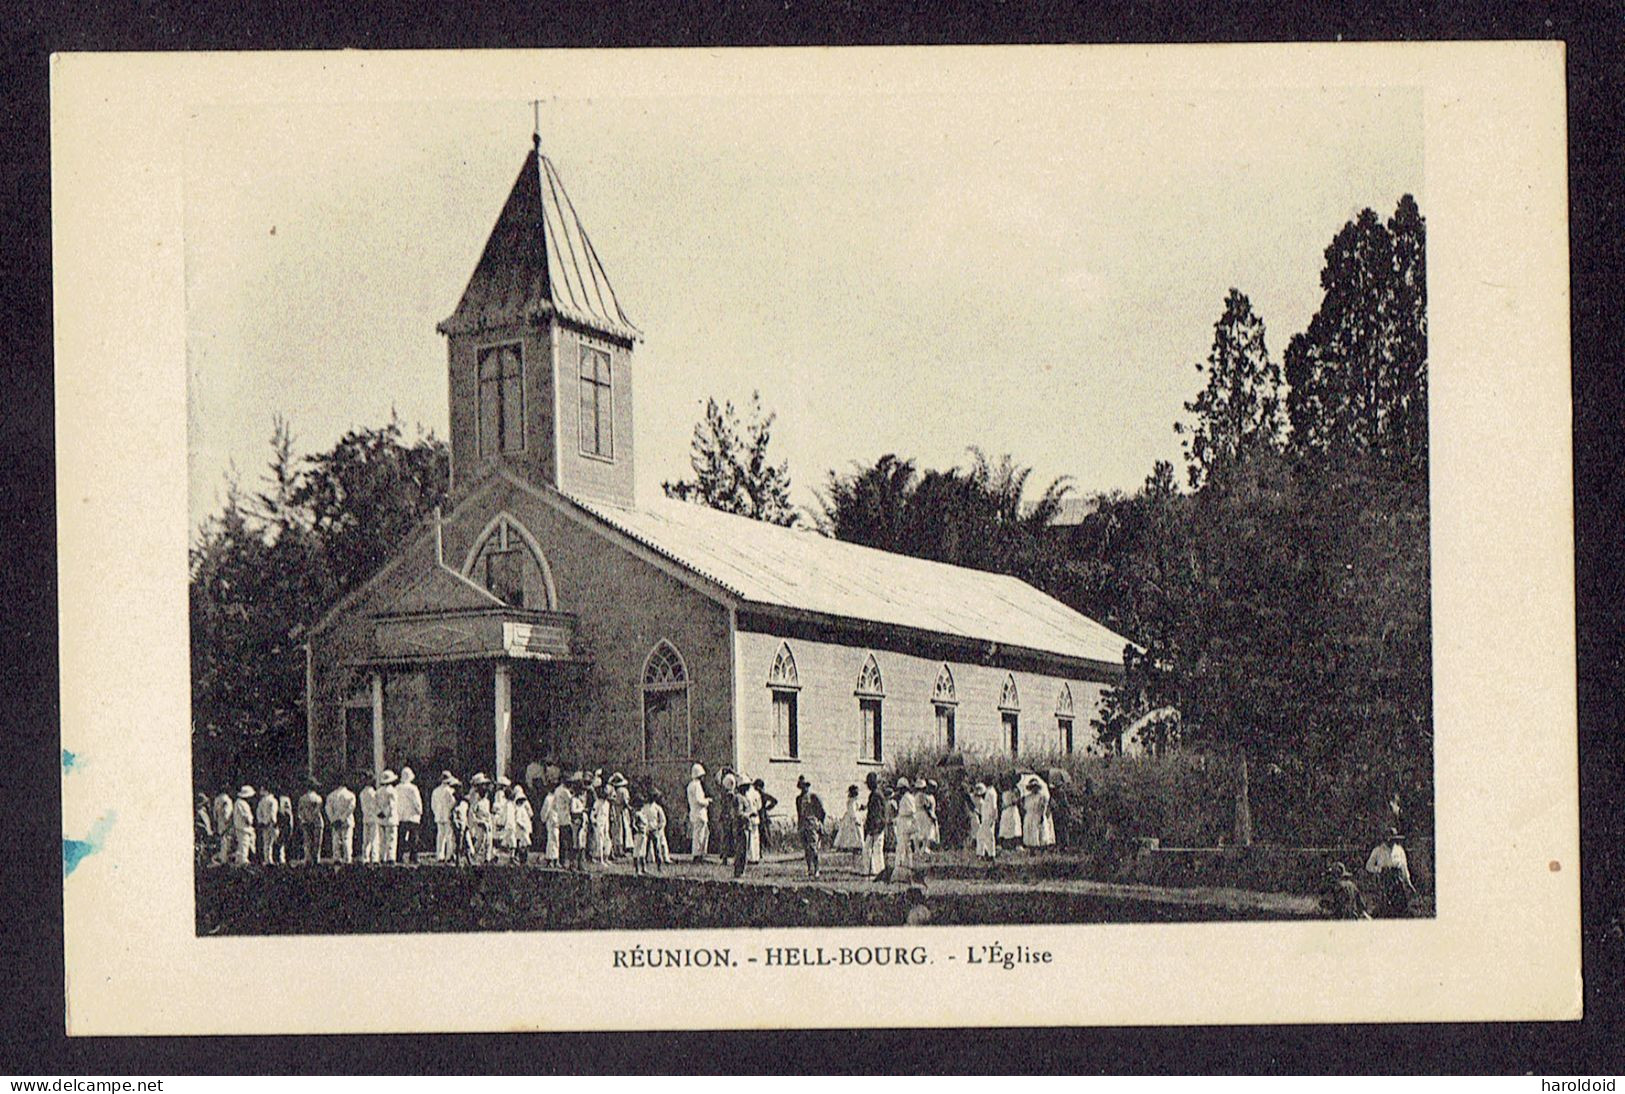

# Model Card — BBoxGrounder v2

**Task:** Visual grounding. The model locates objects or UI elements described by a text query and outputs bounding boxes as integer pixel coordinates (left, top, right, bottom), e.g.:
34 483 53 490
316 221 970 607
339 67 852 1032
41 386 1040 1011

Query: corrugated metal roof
440 144 640 341
567 492 1134 667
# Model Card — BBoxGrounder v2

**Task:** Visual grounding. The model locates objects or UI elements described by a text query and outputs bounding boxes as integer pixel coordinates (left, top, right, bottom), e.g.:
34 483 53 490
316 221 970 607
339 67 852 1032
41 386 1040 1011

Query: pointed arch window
999 673 1021 756
641 641 690 762
464 514 556 610
1056 683 1076 755
767 643 800 759
855 654 885 762
933 664 957 751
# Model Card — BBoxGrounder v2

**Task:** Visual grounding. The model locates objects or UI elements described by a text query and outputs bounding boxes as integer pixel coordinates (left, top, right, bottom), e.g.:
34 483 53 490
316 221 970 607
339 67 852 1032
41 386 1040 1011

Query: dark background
2 0 1620 1074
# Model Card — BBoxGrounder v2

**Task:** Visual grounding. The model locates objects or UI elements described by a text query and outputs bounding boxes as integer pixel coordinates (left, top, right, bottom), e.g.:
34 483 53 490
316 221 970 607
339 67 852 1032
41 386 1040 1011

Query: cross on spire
531 99 541 150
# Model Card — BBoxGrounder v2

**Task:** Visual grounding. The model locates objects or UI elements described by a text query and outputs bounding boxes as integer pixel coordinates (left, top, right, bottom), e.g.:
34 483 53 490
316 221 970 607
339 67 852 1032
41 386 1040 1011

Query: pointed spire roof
439 142 640 341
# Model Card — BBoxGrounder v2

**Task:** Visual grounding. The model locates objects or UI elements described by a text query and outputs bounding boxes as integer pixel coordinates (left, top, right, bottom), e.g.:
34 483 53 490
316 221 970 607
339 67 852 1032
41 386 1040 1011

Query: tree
289 412 451 601
190 417 449 789
1285 196 1428 479
662 391 798 526
815 448 1072 586
1176 289 1284 489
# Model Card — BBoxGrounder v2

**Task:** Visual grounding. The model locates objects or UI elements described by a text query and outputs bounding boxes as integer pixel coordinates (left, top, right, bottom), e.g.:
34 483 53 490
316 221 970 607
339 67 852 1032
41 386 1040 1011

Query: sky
185 85 1421 531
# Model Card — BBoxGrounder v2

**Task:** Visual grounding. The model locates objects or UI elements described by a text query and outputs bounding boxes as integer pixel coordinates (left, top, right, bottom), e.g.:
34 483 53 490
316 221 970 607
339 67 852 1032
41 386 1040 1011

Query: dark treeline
190 414 449 784
813 197 1431 845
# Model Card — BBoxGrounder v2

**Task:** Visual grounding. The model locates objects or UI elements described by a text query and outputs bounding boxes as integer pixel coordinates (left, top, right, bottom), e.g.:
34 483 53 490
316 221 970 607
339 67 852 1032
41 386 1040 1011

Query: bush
885 744 1238 848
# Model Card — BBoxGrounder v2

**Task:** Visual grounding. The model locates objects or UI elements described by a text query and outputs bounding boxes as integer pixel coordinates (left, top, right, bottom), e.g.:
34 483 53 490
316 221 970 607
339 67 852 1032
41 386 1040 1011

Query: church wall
308 476 737 810
732 626 1115 823
436 479 734 812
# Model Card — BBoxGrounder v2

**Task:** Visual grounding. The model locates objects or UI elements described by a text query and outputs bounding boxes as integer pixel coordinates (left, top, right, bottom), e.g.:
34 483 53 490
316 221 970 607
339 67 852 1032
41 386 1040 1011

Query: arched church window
999 673 1021 756
642 640 690 762
767 642 800 759
933 664 957 751
856 654 885 762
1057 683 1075 755
464 514 556 610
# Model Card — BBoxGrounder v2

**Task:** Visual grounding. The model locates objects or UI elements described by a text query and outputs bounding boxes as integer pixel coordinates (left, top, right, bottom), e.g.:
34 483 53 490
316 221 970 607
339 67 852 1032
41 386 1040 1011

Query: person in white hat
608 773 632 859
892 777 917 876
468 774 493 864
686 763 711 862
430 772 459 862
231 785 256 865
255 785 281 866
396 767 423 865
376 769 400 864
1020 773 1052 852
511 786 533 865
973 781 998 861
211 789 234 866
325 775 357 864
492 776 515 862
358 778 379 864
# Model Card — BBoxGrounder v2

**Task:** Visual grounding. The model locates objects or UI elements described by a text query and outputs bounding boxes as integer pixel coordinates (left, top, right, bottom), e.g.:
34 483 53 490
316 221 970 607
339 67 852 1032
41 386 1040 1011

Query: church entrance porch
344 656 589 785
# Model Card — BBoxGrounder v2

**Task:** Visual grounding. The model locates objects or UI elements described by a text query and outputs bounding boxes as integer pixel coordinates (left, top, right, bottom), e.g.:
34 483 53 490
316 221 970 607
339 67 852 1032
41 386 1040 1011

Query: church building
305 137 1133 835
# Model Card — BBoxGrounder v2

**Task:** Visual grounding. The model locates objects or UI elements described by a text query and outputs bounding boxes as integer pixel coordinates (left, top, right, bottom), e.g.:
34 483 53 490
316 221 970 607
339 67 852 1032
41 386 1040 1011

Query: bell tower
437 138 640 507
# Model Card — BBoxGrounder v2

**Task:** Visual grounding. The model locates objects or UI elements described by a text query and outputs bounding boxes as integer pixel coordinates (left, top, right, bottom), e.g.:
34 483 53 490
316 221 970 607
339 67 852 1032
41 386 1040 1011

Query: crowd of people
193 758 1419 916
194 765 677 873
192 758 1066 882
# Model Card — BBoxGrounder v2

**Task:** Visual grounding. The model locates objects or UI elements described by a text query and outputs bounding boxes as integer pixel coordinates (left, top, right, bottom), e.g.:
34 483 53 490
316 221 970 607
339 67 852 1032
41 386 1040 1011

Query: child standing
511 786 533 865
647 788 670 871
629 792 649 877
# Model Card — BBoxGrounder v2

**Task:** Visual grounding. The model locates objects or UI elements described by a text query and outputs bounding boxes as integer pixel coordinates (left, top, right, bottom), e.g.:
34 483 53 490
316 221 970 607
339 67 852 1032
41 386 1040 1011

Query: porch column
370 671 385 782
494 661 512 781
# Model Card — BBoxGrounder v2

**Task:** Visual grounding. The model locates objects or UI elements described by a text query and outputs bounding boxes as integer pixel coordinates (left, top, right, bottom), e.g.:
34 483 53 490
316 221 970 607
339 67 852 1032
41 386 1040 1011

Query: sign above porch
363 607 581 667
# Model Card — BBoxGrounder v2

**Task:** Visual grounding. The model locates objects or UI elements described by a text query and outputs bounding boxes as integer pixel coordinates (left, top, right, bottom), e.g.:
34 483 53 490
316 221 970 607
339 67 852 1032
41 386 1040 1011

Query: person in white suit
358 781 379 863
376 769 400 863
430 772 459 862
230 786 257 865
396 767 423 864
686 763 711 862
325 778 357 863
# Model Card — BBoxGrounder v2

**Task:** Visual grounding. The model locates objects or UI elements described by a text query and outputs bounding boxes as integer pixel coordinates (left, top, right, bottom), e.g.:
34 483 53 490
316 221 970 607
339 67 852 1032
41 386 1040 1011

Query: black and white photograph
181 82 1432 935
51 45 1576 1034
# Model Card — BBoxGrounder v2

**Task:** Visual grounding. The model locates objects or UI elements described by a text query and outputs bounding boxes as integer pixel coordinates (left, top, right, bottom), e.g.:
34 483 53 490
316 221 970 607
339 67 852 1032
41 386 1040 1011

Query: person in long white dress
974 781 999 860
997 778 1022 845
1021 775 1053 850
833 785 864 851
743 778 763 863
540 783 560 866
893 777 917 874
918 780 940 854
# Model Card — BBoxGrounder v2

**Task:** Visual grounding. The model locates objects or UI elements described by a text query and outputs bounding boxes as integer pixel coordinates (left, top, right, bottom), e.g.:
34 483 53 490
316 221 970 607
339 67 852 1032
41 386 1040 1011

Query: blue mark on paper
63 812 116 878
62 749 80 774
